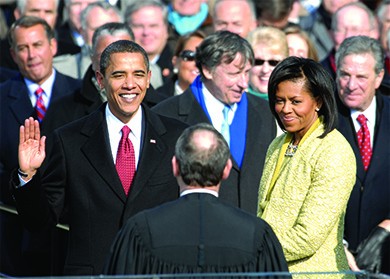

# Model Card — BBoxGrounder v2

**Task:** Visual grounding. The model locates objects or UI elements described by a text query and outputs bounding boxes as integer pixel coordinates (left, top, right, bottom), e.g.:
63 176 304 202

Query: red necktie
34 87 46 122
116 126 136 195
356 114 372 171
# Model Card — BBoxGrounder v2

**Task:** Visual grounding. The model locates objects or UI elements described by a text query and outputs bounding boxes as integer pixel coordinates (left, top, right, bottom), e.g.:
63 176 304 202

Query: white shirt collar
106 104 143 166
25 69 56 104
180 188 218 198
202 84 237 133
350 96 376 145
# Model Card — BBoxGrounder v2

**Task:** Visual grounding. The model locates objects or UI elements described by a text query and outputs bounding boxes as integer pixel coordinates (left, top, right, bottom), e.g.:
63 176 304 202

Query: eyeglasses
179 50 196 62
254 59 280 67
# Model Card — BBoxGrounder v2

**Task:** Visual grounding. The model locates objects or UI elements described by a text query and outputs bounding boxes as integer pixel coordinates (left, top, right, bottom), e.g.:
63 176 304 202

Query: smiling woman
258 56 357 276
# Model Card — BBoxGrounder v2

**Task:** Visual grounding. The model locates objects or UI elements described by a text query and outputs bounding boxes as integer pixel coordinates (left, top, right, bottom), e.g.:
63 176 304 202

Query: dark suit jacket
0 72 81 205
152 87 277 214
337 92 390 255
104 193 289 275
10 104 188 275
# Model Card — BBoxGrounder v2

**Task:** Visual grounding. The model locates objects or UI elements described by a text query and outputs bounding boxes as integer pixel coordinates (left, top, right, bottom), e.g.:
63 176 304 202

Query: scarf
168 3 209 36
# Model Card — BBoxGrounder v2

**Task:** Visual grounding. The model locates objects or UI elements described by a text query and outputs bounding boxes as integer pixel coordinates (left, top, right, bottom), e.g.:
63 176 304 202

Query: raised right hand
18 117 46 180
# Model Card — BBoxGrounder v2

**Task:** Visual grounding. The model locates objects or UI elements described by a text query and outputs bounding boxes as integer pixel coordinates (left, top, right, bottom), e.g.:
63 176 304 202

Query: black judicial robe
104 193 289 276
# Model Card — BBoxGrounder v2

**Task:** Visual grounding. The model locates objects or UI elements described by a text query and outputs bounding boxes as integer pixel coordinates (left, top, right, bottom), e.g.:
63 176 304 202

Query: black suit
0 71 81 276
152 88 276 214
104 193 289 276
10 104 188 275
337 92 390 273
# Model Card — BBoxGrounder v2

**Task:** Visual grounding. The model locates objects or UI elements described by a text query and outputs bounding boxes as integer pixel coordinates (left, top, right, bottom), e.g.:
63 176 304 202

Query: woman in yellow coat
258 57 356 275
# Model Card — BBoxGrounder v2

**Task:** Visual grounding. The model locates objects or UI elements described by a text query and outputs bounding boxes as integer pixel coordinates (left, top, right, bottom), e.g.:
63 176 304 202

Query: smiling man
153 30 276 215
10 40 187 275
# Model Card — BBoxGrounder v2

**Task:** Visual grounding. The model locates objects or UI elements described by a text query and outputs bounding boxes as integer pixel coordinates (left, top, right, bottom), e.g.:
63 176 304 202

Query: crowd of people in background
0 0 389 277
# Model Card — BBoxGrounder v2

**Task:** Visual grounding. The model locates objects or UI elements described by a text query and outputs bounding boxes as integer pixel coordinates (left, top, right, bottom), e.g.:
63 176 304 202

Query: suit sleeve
10 130 67 231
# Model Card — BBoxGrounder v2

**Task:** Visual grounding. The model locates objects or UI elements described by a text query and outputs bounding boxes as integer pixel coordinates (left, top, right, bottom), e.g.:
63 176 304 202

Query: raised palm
18 117 46 174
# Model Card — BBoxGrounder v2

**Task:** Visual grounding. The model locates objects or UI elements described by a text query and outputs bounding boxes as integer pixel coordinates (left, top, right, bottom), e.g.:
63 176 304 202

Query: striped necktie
34 87 46 122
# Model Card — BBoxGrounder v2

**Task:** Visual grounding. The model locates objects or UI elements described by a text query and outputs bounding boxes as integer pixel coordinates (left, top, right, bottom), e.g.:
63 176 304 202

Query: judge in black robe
104 123 289 277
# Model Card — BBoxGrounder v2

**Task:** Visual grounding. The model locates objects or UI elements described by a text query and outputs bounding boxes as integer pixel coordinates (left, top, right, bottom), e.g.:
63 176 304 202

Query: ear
172 55 178 67
374 69 385 89
95 71 105 90
50 38 58 57
10 47 17 63
146 70 151 89
14 8 21 20
172 156 180 177
202 66 213 80
221 158 232 180
315 98 323 112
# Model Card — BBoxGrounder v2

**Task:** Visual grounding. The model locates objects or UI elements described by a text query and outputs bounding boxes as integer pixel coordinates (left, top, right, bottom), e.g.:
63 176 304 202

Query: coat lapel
8 76 35 124
126 107 168 203
79 106 127 203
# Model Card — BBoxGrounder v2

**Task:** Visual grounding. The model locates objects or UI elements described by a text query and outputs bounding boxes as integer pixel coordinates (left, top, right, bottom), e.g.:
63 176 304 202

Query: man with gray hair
321 2 379 81
124 0 173 89
335 35 390 274
153 30 276 215
53 1 123 79
104 123 288 275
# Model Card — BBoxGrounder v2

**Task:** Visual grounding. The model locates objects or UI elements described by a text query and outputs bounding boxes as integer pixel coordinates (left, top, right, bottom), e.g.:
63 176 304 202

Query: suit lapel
366 94 390 179
179 90 210 125
338 105 366 181
127 107 168 202
80 107 127 203
8 76 35 124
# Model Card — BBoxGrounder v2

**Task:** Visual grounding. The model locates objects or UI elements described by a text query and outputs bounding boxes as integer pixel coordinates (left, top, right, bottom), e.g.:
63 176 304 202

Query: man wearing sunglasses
153 30 277 215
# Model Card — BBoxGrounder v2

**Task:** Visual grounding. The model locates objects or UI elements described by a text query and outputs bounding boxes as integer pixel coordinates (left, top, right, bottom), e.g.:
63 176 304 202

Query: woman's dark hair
268 56 337 138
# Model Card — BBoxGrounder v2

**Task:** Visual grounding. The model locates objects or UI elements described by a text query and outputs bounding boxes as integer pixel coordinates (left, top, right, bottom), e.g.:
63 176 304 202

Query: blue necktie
221 106 230 145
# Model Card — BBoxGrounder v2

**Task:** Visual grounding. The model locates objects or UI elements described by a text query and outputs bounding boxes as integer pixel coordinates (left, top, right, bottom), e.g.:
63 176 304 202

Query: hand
18 117 46 180
344 246 360 271
355 226 390 273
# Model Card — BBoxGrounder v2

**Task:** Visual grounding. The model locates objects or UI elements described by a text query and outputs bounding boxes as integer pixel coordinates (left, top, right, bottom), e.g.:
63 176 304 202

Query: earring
173 68 179 74
315 108 320 112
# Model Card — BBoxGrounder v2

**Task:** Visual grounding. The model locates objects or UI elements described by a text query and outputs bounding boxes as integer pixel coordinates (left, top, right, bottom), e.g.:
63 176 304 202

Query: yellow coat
258 121 356 275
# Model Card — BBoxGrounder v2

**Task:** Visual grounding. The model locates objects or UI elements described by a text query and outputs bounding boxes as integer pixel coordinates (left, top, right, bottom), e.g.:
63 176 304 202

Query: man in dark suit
0 16 81 276
153 30 277 215
104 123 289 276
10 39 188 275
335 36 390 274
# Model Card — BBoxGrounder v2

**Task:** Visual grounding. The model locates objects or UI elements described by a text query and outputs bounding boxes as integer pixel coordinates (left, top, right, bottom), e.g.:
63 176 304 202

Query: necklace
285 140 298 157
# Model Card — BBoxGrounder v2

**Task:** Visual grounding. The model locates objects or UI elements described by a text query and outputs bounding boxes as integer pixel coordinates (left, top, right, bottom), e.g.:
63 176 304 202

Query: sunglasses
179 50 196 62
254 59 280 67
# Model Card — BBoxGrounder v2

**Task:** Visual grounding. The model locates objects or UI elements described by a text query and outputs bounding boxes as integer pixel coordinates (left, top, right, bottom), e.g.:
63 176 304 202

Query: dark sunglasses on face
179 50 196 62
254 59 280 67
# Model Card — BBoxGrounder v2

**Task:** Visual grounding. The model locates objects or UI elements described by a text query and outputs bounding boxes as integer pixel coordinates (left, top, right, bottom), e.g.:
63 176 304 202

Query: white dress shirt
351 96 376 147
202 84 237 135
106 104 143 169
25 69 56 109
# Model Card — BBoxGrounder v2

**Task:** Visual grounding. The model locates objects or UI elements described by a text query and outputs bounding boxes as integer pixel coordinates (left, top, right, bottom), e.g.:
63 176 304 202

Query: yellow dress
258 118 356 277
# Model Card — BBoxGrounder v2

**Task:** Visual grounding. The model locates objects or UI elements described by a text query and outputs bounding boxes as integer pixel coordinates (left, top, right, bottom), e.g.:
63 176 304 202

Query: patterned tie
356 114 372 171
221 105 230 145
34 87 46 122
116 126 136 195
